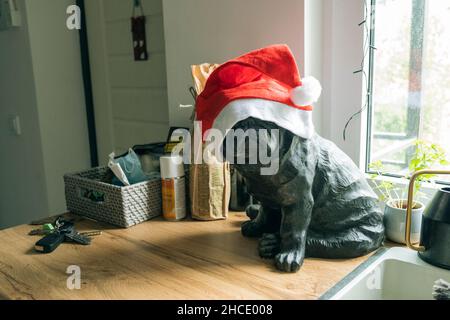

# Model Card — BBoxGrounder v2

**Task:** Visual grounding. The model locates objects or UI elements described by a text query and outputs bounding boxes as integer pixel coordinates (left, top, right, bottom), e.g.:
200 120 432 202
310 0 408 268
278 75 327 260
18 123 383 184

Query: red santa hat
196 44 321 141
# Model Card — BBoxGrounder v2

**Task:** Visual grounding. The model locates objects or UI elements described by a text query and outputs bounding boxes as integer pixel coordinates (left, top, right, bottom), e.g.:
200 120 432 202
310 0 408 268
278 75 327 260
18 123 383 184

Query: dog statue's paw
245 204 261 220
275 249 304 273
241 219 265 238
258 233 281 259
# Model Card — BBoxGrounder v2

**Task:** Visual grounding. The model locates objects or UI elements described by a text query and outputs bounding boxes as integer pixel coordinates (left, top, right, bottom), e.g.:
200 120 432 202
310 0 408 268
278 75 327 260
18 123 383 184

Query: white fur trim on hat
290 76 322 106
208 98 314 141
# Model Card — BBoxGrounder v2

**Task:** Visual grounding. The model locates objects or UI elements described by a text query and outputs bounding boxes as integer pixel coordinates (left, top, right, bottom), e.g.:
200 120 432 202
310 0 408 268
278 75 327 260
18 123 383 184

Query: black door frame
77 0 99 167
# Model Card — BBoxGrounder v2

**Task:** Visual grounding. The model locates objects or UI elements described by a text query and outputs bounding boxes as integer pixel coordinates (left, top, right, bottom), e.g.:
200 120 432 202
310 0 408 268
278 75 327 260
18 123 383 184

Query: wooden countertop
0 213 374 300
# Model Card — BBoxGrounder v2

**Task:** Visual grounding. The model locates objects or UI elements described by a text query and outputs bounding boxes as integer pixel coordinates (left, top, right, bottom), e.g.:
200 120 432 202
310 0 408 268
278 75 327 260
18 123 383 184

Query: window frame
365 0 376 176
364 0 450 185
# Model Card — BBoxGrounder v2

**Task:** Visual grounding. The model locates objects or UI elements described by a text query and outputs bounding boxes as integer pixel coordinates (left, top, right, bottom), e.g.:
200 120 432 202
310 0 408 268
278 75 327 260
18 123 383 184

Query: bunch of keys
33 217 100 253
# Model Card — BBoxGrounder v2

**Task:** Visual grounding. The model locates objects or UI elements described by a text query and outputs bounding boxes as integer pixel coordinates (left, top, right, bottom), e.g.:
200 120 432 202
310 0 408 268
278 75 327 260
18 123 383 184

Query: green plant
368 160 399 205
408 139 450 181
369 140 450 208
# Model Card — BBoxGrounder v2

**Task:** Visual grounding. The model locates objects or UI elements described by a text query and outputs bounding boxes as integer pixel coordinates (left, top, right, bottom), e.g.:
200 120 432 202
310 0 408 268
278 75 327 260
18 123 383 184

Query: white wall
321 0 366 165
0 0 50 228
305 0 324 134
0 0 91 228
25 0 91 215
162 0 328 132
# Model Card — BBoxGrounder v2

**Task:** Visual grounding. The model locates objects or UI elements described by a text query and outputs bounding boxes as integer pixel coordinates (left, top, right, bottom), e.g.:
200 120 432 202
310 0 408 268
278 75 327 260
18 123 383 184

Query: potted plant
369 140 449 244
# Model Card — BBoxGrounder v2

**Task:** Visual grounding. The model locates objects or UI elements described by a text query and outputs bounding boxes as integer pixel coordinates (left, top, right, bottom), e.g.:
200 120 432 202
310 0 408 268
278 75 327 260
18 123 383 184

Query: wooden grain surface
0 213 373 300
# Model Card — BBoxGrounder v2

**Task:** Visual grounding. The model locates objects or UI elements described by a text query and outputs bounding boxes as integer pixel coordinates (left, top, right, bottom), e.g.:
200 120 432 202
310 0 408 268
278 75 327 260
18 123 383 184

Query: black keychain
131 0 148 61
34 218 91 253
35 232 66 253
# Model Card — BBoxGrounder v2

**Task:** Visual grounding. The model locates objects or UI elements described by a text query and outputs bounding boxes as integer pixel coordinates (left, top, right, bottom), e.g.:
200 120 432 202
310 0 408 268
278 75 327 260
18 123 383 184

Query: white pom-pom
290 76 322 106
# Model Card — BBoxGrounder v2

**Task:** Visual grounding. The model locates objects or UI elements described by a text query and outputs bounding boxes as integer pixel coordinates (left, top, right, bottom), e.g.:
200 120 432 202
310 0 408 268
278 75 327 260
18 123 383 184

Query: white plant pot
384 200 424 244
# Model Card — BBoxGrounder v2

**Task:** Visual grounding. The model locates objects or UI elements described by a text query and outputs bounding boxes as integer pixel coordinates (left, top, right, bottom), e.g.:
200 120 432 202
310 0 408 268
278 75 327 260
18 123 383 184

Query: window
367 0 450 183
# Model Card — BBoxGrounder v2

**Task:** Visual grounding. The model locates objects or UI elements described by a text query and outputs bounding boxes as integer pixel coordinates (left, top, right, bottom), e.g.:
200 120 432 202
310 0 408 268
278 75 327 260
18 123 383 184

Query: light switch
9 115 21 136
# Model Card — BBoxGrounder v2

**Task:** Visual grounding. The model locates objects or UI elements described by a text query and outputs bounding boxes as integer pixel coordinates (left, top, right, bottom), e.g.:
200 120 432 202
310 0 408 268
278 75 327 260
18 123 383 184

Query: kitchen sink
320 247 450 300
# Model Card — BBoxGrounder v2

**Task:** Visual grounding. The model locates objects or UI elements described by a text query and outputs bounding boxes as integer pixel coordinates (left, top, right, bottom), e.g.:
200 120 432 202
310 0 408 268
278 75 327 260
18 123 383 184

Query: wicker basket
64 166 162 228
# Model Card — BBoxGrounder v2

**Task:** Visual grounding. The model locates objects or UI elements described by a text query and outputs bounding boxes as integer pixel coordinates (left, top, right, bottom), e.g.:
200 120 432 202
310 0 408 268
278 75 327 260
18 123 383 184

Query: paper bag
190 161 230 221
189 63 230 220
191 63 220 95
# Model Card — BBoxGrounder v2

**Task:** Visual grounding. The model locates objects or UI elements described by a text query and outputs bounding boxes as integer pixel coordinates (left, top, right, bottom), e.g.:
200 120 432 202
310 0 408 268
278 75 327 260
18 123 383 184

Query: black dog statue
224 118 385 273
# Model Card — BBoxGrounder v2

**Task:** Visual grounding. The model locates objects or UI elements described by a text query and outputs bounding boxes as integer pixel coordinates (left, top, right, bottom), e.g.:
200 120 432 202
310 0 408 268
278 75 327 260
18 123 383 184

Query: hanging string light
343 0 376 141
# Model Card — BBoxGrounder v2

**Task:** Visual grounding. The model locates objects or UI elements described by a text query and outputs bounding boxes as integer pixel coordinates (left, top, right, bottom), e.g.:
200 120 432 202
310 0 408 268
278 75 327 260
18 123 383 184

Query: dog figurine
224 117 385 272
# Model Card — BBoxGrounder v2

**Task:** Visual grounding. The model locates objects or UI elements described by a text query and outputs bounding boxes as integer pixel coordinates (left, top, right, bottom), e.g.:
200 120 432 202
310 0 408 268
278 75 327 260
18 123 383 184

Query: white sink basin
321 247 450 300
